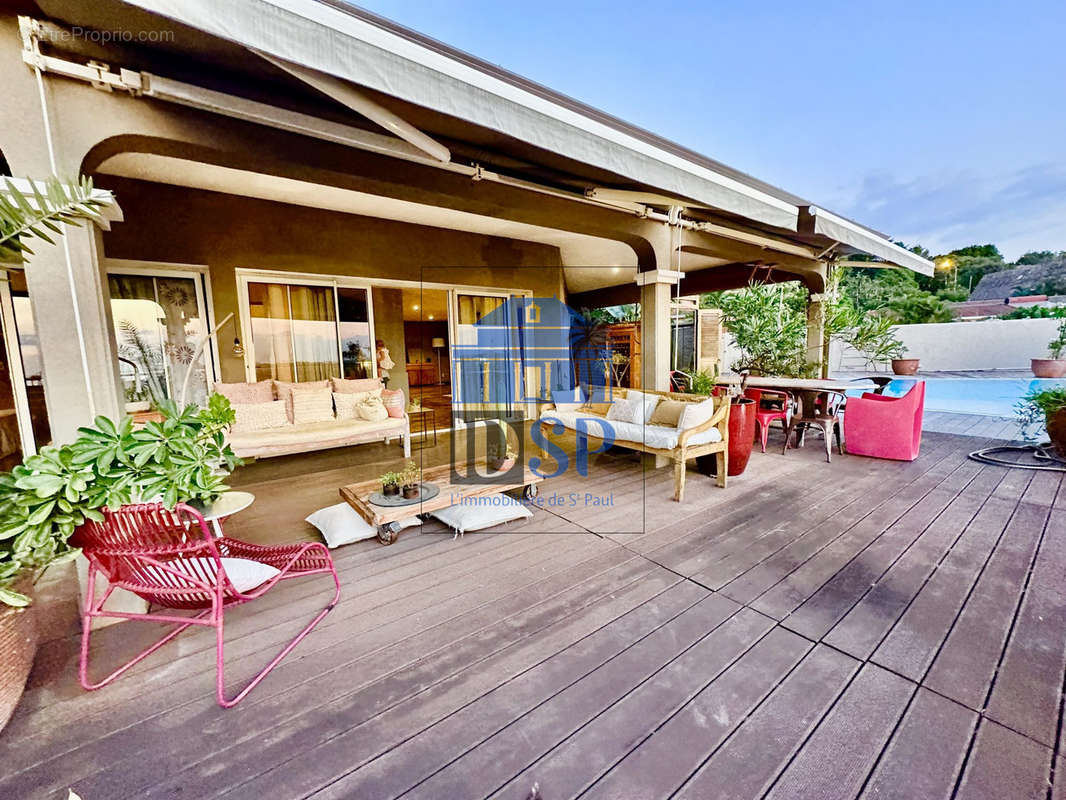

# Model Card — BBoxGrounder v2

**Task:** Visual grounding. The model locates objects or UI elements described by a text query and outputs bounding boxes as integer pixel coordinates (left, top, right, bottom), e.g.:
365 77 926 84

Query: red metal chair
71 502 341 707
745 388 793 453
844 381 925 461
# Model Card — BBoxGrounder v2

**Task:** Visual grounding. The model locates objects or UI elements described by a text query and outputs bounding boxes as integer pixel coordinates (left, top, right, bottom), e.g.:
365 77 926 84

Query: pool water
870 378 1066 417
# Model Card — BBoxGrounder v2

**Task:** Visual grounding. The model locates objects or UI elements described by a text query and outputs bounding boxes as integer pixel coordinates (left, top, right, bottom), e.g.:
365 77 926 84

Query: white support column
637 270 681 392
21 223 123 441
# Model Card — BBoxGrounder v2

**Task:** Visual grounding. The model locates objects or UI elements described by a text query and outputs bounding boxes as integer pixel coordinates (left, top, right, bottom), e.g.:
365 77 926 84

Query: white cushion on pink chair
146 557 280 593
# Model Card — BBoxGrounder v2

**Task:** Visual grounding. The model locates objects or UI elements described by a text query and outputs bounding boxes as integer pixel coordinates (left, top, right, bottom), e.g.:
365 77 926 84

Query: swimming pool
868 378 1066 417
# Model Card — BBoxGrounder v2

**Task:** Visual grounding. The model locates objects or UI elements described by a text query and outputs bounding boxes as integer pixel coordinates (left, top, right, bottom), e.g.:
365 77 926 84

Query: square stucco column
22 223 123 442
638 270 678 392
806 295 827 378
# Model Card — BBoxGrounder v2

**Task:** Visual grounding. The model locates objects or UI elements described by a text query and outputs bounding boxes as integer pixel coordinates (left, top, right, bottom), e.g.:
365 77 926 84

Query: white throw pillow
430 494 533 535
605 397 636 423
145 557 280 593
355 395 389 422
623 390 661 424
678 397 718 431
291 386 335 425
231 400 289 433
305 502 421 548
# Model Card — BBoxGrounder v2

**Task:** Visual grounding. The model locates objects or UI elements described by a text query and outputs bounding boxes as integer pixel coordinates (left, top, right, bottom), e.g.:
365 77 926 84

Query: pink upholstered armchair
844 382 925 461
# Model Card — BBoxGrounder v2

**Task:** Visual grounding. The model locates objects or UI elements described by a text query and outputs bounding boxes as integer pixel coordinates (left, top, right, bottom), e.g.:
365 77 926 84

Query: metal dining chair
782 389 847 463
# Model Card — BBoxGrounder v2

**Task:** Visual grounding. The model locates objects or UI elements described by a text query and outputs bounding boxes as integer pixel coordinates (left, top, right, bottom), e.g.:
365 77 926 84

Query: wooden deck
2 428 1064 799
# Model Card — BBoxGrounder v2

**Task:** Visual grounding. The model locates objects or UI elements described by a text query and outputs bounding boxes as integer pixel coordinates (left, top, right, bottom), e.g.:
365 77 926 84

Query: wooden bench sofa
538 387 730 502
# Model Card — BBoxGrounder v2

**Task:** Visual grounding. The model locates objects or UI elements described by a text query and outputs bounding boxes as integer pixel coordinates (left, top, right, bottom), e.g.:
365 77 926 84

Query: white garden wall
716 317 1061 374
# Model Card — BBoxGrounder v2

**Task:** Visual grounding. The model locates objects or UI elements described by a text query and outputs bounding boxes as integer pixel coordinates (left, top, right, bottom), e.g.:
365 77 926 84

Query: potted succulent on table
0 394 239 732
890 343 920 376
400 461 421 499
379 471 401 497
1031 319 1066 378
1016 385 1066 457
487 443 517 473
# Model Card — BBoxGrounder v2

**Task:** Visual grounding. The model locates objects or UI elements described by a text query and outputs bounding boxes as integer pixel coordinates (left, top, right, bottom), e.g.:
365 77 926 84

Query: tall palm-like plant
0 176 109 261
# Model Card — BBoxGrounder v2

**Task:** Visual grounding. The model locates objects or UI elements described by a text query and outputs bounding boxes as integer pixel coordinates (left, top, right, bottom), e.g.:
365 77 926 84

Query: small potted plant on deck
1031 319 1066 378
1016 385 1066 457
379 471 400 497
487 442 517 473
400 461 421 499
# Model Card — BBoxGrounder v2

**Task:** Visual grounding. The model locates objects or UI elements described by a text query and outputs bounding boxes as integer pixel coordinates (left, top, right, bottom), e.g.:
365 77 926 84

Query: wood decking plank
982 505 1066 746
579 627 812 800
953 718 1053 800
857 688 977 800
763 663 914 800
672 644 859 800
328 592 742 800
487 608 777 800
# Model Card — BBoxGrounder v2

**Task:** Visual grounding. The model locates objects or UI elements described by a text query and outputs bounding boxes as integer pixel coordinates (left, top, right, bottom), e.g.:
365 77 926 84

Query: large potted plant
1032 319 1066 378
689 371 756 477
0 394 238 731
1016 386 1066 457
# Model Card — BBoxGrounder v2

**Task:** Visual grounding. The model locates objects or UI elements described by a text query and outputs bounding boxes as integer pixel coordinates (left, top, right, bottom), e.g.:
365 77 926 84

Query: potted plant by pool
890 343 920 376
379 471 400 497
1031 319 1066 378
400 461 421 499
0 394 238 731
1016 385 1066 457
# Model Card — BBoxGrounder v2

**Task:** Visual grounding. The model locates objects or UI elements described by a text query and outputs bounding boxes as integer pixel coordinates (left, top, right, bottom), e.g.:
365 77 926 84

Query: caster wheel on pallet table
524 483 539 500
377 523 399 545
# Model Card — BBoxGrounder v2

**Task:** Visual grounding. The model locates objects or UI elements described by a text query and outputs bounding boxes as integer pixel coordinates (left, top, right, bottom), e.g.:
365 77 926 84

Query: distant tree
1016 250 1057 265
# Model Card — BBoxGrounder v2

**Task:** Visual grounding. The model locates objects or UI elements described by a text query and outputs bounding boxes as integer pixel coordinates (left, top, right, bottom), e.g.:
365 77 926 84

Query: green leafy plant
0 394 239 606
687 369 717 396
379 471 401 489
1047 319 1066 360
0 176 110 261
707 283 814 376
1015 385 1066 442
399 460 421 488
1002 305 1066 320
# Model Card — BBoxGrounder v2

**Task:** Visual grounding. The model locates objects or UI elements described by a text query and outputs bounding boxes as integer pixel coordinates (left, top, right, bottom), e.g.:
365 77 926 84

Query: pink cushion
381 389 405 418
214 381 274 405
274 380 331 423
331 377 383 394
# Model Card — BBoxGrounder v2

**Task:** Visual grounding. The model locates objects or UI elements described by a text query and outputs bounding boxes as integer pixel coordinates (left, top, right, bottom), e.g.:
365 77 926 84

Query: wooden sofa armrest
677 400 729 449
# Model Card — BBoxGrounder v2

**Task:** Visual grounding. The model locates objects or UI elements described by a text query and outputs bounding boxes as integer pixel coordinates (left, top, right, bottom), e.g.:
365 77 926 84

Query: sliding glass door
242 275 374 384
449 290 523 425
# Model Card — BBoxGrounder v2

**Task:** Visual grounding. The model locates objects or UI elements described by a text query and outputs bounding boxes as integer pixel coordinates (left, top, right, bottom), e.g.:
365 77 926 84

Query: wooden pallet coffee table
339 460 542 544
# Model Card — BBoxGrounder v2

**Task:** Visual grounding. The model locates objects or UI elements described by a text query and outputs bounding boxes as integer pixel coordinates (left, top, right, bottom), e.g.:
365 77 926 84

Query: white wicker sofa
217 377 410 460
539 387 729 501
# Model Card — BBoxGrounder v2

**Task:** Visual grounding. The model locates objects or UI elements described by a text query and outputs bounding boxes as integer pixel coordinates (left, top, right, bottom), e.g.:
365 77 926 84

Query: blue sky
356 0 1066 260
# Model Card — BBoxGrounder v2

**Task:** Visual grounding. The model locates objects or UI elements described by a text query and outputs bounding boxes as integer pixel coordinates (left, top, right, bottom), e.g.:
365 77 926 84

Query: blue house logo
451 296 612 415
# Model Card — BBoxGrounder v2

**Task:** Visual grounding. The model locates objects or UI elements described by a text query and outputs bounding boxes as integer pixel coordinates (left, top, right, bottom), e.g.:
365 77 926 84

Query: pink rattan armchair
71 502 340 708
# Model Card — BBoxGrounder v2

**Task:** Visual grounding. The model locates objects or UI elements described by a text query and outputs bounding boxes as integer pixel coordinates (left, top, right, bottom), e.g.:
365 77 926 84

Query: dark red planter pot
726 398 757 476
697 397 756 478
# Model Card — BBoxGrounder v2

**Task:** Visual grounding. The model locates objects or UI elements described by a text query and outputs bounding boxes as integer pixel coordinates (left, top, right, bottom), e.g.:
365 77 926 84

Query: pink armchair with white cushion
844 381 925 461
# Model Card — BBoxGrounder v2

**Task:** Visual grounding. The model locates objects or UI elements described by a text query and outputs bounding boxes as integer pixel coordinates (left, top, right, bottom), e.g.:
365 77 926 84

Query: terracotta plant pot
0 575 37 733
891 358 920 376
1031 358 1066 379
402 484 420 499
1047 408 1066 458
697 397 756 478
490 457 516 473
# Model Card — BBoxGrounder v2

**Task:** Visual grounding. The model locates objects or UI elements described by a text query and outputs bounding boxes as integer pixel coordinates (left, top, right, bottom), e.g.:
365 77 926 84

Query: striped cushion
381 389 405 418
331 377 383 395
231 400 289 432
274 380 330 422
291 387 335 425
214 381 274 405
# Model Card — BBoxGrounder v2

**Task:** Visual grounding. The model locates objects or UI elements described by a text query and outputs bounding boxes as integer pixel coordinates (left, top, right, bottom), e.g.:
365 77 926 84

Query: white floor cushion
430 494 532 535
305 502 421 548
146 557 280 593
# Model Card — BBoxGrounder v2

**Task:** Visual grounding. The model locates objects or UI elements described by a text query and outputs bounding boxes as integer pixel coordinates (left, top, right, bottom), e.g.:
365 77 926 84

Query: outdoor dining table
715 375 877 394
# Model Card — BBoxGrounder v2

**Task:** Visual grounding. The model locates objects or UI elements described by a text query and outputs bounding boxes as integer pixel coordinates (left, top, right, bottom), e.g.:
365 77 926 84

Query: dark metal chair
782 389 847 462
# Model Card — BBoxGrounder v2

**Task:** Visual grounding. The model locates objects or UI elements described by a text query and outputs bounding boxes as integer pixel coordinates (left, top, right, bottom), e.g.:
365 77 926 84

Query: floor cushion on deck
305 502 420 548
430 494 532 535
145 557 280 593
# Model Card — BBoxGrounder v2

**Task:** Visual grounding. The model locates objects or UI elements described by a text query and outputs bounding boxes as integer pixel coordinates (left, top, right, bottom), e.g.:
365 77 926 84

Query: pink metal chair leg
216 558 341 708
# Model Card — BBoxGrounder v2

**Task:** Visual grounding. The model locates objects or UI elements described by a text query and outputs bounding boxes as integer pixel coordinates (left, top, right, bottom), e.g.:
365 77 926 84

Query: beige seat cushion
678 397 718 431
648 399 687 427
274 379 331 421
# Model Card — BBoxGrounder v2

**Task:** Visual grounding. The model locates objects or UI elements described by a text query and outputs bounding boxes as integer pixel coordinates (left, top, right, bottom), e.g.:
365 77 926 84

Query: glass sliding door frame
235 269 377 384
0 270 36 458
105 261 218 406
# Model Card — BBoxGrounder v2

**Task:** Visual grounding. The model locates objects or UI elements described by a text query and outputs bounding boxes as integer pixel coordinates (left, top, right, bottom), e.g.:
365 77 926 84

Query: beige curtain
289 285 338 382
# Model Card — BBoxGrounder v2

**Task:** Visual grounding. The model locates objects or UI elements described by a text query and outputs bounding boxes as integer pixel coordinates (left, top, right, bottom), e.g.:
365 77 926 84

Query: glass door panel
451 291 516 425
9 271 50 448
0 276 28 470
108 273 211 407
248 282 297 382
337 287 373 379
